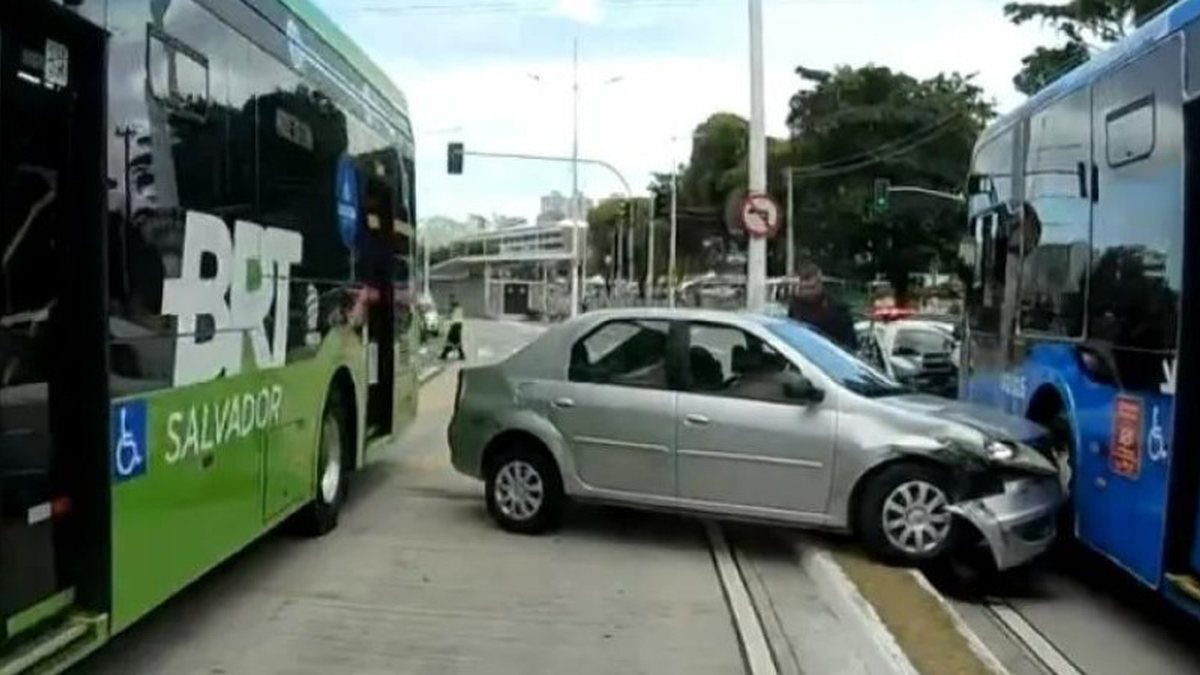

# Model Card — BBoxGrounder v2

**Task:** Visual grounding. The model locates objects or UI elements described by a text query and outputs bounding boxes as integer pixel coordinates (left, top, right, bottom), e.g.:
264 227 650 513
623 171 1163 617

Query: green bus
0 0 418 670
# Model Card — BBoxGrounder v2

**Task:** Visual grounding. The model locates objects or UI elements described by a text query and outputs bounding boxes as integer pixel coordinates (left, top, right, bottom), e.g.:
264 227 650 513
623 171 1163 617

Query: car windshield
894 328 953 355
760 318 906 398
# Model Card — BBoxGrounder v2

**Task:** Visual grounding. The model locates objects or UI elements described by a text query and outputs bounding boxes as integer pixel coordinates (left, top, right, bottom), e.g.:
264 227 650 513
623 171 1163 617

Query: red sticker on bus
1111 395 1144 479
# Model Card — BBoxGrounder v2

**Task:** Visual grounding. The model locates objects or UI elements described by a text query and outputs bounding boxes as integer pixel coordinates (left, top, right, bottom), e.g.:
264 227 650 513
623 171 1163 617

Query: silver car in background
448 308 1062 570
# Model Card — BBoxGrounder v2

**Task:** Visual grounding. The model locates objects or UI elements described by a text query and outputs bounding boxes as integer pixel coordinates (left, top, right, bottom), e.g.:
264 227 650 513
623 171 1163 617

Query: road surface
81 319 886 674
930 543 1200 675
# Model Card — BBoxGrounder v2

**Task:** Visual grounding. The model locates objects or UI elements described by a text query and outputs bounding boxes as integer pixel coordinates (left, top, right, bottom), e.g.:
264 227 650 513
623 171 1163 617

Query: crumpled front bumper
949 475 1062 571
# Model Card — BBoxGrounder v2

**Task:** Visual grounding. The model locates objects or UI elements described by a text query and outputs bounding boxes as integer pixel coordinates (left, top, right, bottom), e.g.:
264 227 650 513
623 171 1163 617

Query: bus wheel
298 390 350 536
1049 410 1076 545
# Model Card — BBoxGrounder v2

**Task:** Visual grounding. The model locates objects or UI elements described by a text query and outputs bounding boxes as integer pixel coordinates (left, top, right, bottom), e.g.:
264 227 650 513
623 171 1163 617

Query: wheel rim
494 460 544 521
319 414 342 504
882 480 951 555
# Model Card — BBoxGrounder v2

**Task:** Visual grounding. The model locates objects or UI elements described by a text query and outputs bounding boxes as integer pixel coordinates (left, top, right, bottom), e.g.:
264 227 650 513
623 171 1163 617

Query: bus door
360 162 396 440
1079 36 1183 586
0 0 107 635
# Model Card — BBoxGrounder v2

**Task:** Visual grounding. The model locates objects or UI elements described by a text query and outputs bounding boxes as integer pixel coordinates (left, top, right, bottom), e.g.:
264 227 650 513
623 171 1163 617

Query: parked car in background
448 308 1061 571
418 296 441 340
857 314 960 398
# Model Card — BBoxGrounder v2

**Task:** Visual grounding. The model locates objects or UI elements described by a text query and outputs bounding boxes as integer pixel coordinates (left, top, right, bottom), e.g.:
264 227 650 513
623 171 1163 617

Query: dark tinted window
966 130 1014 334
687 324 795 403
1088 41 1183 390
893 329 953 356
1019 87 1092 337
569 320 669 389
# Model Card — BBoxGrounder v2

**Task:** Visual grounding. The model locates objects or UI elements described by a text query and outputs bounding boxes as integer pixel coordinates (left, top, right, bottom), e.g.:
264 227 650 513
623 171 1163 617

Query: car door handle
685 413 710 426
552 397 575 409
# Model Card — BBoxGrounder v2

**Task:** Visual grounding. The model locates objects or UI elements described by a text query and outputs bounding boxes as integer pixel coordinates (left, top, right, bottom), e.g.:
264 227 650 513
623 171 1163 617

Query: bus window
966 129 1013 335
1018 87 1091 338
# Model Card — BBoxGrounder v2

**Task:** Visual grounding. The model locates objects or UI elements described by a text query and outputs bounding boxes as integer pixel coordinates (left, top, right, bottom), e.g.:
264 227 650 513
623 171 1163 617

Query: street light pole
669 157 678 308
570 37 581 317
785 167 795 276
746 0 767 311
646 191 655 299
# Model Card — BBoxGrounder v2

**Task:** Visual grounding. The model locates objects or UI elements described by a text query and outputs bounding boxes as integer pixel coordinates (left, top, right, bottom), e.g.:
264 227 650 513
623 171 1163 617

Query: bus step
0 612 106 675
1166 574 1200 602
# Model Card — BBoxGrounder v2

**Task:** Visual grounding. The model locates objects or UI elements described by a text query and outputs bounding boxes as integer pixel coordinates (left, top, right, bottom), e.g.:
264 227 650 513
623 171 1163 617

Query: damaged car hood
883 394 1048 443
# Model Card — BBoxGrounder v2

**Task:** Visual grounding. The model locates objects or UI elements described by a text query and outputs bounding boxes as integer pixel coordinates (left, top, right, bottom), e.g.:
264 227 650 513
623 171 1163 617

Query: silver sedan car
448 308 1062 570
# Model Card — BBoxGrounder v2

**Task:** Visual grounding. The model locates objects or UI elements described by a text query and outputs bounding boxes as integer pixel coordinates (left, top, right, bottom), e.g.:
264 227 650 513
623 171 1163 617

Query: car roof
575 307 772 326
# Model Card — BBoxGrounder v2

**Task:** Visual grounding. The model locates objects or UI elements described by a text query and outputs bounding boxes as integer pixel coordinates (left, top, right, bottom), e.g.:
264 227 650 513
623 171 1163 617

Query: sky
313 0 1059 226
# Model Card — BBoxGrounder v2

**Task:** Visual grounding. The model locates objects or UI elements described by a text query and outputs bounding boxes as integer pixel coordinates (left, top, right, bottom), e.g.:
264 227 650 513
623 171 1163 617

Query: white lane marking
909 571 1009 675
705 521 778 675
798 544 920 675
987 600 1083 675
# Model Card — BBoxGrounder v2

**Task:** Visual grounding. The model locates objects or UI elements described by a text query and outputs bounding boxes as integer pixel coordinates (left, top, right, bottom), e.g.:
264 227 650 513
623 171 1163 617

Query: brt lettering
162 212 303 387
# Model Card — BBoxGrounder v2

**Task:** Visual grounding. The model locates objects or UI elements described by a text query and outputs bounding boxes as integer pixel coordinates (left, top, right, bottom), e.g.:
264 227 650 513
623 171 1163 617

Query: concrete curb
795 543 920 675
418 365 444 384
907 571 1010 675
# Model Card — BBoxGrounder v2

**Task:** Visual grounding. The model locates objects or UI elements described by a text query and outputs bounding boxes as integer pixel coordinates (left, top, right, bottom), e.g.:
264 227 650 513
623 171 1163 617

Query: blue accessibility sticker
112 400 148 483
336 155 360 250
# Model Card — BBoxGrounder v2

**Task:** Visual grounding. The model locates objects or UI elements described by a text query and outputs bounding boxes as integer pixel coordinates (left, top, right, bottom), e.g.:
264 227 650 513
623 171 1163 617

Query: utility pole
570 37 581 317
785 168 795 276
646 191 656 299
668 165 679 308
627 201 635 285
746 0 767 311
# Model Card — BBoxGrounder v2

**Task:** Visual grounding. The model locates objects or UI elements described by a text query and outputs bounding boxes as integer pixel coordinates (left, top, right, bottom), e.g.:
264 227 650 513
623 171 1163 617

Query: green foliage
1004 0 1166 94
656 65 992 299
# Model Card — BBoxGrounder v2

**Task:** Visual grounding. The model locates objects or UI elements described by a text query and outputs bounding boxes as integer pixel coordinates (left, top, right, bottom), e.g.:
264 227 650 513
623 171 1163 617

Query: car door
545 318 676 496
675 322 837 514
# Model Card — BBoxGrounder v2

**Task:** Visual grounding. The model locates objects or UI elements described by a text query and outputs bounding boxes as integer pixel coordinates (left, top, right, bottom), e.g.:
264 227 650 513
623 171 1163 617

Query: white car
856 318 960 398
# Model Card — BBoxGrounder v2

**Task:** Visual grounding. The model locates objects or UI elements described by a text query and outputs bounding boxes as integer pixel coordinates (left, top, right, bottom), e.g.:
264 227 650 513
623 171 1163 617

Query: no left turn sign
739 192 781 238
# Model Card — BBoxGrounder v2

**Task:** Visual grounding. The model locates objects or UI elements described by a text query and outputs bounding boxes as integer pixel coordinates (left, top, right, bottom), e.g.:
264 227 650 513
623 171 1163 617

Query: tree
1005 0 1166 94
784 66 993 300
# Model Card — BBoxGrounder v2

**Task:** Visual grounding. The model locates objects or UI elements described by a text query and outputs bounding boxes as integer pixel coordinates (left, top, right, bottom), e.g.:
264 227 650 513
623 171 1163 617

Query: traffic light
872 178 890 214
447 142 464 175
619 199 631 224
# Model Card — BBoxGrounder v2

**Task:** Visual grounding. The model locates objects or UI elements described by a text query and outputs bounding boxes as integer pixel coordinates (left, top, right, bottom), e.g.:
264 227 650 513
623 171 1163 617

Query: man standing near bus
440 296 466 361
788 261 857 350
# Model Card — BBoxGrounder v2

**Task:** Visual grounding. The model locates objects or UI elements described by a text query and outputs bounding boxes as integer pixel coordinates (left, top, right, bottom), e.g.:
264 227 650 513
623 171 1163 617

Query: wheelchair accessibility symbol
1147 405 1169 464
112 401 148 482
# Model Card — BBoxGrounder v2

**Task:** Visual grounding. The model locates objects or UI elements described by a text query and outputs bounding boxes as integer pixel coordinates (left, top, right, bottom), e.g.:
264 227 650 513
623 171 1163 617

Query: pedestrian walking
440 297 466 360
787 261 856 350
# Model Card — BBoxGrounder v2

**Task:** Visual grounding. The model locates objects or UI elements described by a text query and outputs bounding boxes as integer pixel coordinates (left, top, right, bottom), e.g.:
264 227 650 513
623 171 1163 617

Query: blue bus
962 0 1200 616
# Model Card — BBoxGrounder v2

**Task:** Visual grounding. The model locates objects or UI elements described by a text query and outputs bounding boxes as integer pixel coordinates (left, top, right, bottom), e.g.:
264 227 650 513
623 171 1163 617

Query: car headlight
985 440 1016 462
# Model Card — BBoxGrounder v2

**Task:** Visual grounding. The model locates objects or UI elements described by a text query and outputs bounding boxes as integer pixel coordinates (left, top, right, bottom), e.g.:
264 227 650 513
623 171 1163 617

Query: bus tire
297 389 350 537
1049 410 1076 546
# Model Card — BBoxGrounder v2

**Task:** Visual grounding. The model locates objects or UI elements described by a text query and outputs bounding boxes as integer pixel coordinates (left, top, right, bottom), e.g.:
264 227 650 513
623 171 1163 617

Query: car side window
569 320 670 389
687 324 797 403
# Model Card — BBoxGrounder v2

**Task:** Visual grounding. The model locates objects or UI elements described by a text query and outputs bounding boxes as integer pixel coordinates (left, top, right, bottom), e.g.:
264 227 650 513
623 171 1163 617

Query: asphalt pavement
931 544 1200 675
82 319 888 674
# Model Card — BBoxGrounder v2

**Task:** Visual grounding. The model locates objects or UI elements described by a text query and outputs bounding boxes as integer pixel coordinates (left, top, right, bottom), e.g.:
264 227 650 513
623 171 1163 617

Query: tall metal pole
647 191 656 298
423 235 431 298
785 168 795 276
570 37 581 318
669 160 678 308
746 0 767 311
627 201 635 285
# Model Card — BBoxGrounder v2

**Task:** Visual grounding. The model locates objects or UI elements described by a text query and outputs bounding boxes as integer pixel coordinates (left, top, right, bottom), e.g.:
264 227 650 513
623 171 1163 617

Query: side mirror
783 371 825 404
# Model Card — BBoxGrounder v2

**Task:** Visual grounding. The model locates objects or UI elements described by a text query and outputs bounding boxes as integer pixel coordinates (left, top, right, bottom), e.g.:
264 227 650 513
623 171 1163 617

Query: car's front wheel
857 463 956 565
485 445 564 534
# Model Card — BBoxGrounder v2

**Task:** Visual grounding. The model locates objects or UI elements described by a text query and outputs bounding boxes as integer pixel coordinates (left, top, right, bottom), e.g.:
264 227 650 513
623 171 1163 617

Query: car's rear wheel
485 444 563 534
857 463 956 565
